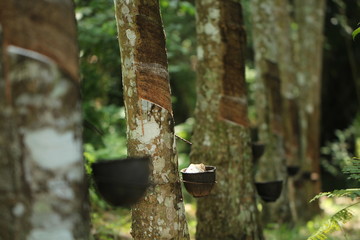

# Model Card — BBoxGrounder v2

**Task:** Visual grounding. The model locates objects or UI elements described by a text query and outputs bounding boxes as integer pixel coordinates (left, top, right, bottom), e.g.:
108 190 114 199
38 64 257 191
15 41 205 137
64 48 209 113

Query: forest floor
90 197 360 240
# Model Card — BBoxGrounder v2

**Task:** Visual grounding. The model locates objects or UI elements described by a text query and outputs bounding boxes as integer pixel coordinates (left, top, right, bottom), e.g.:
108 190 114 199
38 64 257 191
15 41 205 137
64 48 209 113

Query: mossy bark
0 1 89 239
114 0 189 239
190 0 263 239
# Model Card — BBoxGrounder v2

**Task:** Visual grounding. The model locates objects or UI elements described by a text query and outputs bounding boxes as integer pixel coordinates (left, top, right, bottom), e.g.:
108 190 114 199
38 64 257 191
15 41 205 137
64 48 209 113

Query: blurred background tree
189 0 264 239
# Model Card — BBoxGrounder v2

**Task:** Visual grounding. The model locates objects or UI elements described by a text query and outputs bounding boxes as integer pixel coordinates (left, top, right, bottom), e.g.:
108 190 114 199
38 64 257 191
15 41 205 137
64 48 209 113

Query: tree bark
190 0 263 239
0 1 89 239
114 0 190 239
250 0 326 222
250 0 292 224
275 0 302 223
294 0 326 220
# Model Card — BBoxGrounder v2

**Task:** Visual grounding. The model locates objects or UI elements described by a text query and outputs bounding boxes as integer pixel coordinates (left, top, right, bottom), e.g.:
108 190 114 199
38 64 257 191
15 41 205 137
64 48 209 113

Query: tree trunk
114 0 190 239
275 0 302 223
250 0 292 224
294 0 326 220
251 0 326 222
190 0 263 239
0 1 89 239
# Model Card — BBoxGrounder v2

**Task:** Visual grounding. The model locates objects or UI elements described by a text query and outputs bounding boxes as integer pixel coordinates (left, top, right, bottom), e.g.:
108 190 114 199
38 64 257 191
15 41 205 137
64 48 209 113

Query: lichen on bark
0 1 88 238
0 46 88 240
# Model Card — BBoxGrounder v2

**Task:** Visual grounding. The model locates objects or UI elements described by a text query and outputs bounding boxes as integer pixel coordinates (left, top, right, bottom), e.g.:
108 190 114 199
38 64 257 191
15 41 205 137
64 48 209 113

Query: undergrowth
307 157 360 240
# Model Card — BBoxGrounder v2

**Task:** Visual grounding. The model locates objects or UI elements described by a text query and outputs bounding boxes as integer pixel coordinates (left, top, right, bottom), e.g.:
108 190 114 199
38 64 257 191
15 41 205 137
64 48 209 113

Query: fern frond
307 207 354 240
310 188 360 202
308 157 360 240
343 157 360 181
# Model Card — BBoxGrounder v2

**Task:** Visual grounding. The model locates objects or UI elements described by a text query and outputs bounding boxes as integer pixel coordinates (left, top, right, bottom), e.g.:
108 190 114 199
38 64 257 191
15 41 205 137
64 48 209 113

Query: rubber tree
0 0 89 239
250 0 291 223
250 0 326 221
294 0 326 220
274 0 302 222
113 0 189 239
190 0 263 239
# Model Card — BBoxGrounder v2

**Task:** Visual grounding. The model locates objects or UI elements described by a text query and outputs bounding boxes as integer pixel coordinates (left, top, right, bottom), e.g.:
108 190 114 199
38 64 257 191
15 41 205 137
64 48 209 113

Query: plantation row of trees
1 0 359 239
113 0 328 238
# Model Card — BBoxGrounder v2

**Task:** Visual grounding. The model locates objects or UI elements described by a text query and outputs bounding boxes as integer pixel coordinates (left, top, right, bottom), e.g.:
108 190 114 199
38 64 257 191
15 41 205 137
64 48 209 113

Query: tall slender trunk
275 0 302 222
276 0 301 169
294 0 326 220
250 0 326 222
114 0 190 239
190 0 263 239
250 0 291 224
0 1 89 239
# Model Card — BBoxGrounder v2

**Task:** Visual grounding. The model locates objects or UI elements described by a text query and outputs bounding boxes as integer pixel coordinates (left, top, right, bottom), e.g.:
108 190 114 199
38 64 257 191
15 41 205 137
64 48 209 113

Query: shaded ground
90 197 360 240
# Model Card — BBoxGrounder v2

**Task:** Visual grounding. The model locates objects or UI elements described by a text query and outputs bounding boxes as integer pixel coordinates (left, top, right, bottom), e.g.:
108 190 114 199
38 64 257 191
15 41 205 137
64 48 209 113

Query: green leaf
352 26 360 40
343 157 360 181
308 157 360 239
307 207 355 240
310 188 360 202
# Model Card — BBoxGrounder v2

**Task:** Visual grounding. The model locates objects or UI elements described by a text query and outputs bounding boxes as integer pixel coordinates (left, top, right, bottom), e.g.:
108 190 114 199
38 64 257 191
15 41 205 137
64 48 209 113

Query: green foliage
76 0 122 106
90 207 132 239
310 189 360 202
245 66 258 124
308 157 360 240
75 0 124 151
352 26 360 40
308 207 355 240
264 223 307 240
343 157 360 181
263 211 359 240
175 117 194 170
160 0 197 122
82 106 128 212
83 106 128 161
321 126 355 177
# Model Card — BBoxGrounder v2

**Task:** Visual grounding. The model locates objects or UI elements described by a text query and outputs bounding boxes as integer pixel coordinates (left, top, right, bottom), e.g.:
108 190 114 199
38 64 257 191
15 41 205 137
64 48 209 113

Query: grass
91 208 132 240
